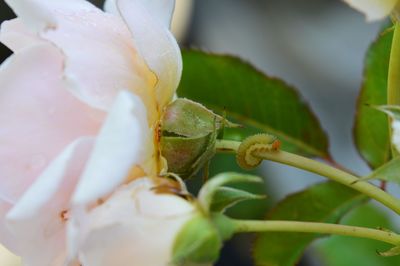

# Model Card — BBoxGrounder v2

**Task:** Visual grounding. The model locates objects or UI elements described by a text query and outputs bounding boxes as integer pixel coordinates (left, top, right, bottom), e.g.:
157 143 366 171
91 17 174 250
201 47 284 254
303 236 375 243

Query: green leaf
316 204 400 265
210 187 265 213
177 50 330 159
354 27 393 169
253 182 366 266
360 157 400 184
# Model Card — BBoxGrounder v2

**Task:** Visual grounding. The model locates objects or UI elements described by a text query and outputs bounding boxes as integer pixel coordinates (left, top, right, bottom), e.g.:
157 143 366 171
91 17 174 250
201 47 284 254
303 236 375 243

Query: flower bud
172 214 221 265
172 172 264 265
161 98 238 178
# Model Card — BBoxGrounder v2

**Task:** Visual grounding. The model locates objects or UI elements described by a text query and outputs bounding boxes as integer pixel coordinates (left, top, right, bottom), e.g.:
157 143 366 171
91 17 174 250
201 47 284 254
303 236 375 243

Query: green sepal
211 213 236 241
378 246 400 257
162 98 239 138
172 214 222 265
161 98 238 179
373 105 400 119
374 105 400 155
191 128 218 179
161 134 215 178
210 187 266 213
198 172 264 214
359 157 400 184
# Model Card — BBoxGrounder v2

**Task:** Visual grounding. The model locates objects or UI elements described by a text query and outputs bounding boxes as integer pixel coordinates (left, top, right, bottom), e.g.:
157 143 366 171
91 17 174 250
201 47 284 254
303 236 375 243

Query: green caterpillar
236 134 281 170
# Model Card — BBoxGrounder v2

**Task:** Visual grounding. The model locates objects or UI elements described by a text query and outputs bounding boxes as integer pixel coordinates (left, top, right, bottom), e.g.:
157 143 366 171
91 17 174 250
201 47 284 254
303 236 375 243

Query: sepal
162 98 239 137
359 157 400 185
373 105 400 153
210 187 266 213
198 172 264 214
378 245 400 257
172 213 237 265
161 132 216 178
172 214 221 265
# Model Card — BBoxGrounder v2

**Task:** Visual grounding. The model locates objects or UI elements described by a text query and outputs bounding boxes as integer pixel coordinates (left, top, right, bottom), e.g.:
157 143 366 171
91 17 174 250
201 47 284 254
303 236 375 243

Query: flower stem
215 139 241 153
231 219 400 246
388 21 400 156
215 140 400 215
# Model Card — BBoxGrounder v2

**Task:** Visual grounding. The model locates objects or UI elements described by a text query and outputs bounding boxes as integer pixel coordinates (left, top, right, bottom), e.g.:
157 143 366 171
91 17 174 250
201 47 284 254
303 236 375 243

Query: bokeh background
0 0 395 265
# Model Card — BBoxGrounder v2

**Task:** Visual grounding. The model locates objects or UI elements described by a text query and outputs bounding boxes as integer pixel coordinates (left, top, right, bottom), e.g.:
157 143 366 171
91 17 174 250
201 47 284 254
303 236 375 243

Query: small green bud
171 172 265 265
172 214 222 265
161 98 238 178
172 212 239 266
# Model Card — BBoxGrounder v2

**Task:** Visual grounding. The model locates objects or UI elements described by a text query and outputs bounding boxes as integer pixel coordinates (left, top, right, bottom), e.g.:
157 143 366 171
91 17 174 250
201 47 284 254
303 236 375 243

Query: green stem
214 139 241 153
255 150 400 215
388 22 400 156
231 219 400 246
215 140 400 215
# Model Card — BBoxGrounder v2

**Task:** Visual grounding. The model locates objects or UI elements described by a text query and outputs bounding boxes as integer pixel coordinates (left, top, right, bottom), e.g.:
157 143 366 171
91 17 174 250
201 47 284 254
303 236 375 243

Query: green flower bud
172 214 221 265
160 98 238 178
171 172 265 265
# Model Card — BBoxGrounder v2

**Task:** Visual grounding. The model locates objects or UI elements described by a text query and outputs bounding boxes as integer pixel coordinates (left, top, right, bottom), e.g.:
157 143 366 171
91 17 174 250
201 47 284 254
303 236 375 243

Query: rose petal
72 178 195 266
103 0 119 15
72 91 154 208
0 18 42 52
5 137 94 266
4 0 159 121
4 0 97 32
104 0 175 27
0 43 103 202
0 200 14 251
114 0 182 111
0 245 21 266
43 10 157 115
343 0 398 21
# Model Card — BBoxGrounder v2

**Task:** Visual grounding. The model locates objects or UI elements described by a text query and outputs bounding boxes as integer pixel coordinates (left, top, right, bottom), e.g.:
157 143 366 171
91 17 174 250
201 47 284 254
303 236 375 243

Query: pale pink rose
343 0 398 21
70 177 197 266
0 0 182 265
